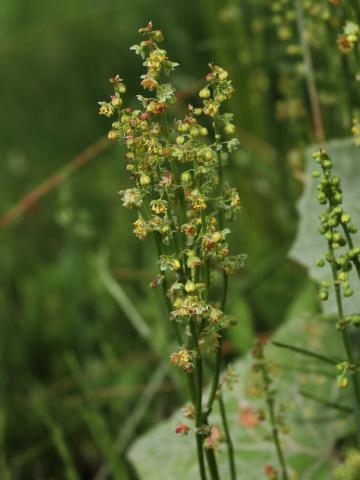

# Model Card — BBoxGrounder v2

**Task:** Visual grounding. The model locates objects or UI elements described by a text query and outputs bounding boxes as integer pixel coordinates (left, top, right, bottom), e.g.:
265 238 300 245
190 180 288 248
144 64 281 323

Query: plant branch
272 341 338 366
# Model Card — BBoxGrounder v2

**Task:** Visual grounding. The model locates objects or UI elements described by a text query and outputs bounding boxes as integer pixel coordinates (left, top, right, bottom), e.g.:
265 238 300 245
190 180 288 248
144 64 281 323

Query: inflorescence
99 21 244 479
312 149 360 390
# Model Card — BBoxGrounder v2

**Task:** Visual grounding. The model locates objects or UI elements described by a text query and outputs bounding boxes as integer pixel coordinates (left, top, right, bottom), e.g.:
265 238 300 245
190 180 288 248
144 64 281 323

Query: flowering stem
328 239 360 445
190 320 208 480
218 395 236 480
204 446 220 480
147 203 185 350
294 0 325 144
206 270 229 416
153 230 183 344
206 116 237 480
258 346 289 480
100 30 243 480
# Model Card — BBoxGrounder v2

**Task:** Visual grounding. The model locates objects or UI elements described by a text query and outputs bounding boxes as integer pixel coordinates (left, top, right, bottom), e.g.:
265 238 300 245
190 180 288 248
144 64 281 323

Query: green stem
206 274 229 417
153 232 183 345
200 211 211 303
162 108 225 478
272 341 338 366
161 113 187 269
300 389 352 414
343 0 360 23
190 320 220 480
328 240 360 445
219 395 236 480
294 0 325 144
206 115 236 480
190 320 208 480
205 338 222 417
259 348 289 480
204 446 220 480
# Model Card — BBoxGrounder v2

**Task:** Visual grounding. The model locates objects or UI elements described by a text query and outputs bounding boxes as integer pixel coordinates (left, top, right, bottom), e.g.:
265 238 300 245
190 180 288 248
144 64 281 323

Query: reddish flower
239 407 259 428
175 423 190 436
264 465 278 479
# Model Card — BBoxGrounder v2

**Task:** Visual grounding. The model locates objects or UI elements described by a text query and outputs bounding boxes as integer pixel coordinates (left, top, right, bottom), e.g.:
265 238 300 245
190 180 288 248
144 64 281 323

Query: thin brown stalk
0 137 111 228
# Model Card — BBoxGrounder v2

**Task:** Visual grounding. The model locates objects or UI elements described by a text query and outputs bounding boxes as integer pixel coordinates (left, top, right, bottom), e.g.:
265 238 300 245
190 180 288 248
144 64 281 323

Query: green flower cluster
312 148 360 391
312 149 360 311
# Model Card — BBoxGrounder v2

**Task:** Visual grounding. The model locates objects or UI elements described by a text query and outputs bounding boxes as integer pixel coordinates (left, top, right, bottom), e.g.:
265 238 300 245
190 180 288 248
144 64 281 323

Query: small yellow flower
98 103 114 117
133 217 148 240
108 130 119 140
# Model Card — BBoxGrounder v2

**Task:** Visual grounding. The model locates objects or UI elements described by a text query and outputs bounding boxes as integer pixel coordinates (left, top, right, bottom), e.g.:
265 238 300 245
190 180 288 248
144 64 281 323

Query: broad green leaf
128 313 352 479
290 139 360 316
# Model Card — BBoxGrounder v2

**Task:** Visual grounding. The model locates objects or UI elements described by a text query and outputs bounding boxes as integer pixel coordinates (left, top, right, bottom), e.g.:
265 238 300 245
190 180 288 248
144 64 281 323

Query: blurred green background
1 0 353 478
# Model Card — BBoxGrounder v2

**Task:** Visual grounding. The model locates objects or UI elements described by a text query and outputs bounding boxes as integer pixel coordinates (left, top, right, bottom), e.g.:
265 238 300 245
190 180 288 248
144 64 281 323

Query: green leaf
97 254 151 341
163 61 179 76
128 313 352 479
290 139 360 316
156 83 175 103
130 44 145 59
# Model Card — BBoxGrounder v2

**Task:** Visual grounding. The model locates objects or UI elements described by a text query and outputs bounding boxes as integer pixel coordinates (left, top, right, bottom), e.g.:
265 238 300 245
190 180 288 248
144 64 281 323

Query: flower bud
212 231 222 242
224 123 236 135
337 376 348 389
175 423 190 436
338 271 348 282
203 149 214 161
319 290 328 301
199 87 211 99
181 171 192 183
108 130 119 140
185 280 196 293
178 122 189 132
348 247 360 258
341 213 351 224
190 127 200 137
152 30 164 42
218 70 228 80
215 94 226 103
111 96 123 108
172 259 181 271
139 174 151 186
